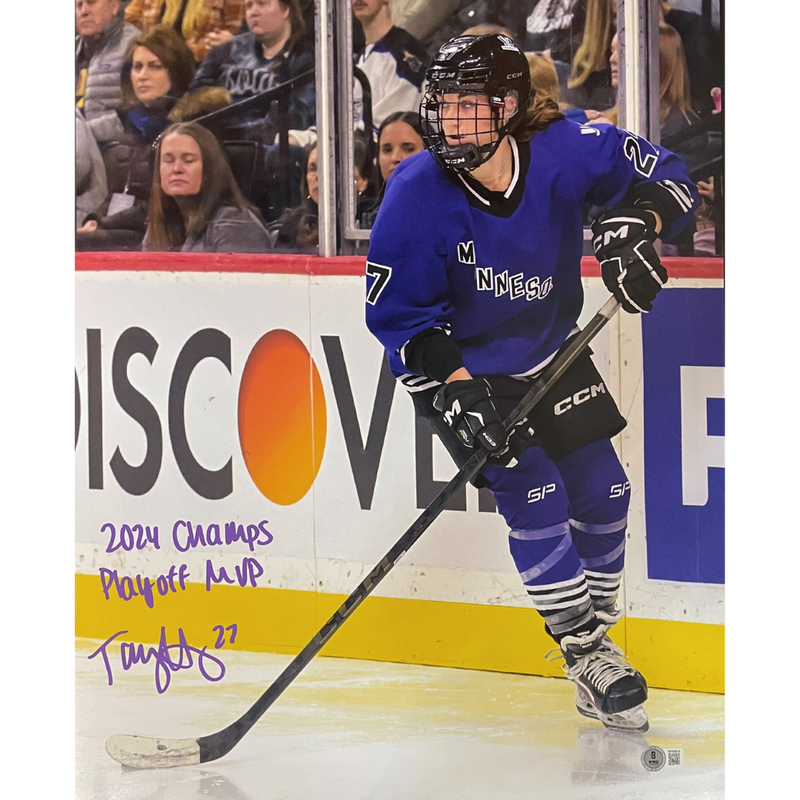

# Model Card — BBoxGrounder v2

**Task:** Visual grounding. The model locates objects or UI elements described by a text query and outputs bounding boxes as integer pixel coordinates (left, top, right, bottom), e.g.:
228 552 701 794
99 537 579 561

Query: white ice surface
76 639 724 800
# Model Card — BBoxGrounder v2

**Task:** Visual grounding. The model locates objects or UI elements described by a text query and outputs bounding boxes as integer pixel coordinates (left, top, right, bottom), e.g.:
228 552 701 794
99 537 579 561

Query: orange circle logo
238 330 327 505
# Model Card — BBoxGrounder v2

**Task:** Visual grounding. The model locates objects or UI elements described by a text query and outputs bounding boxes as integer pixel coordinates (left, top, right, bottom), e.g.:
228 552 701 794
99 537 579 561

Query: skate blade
576 697 650 733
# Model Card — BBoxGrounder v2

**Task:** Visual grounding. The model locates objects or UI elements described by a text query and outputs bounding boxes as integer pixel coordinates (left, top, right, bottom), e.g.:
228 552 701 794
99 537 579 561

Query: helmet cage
420 85 519 172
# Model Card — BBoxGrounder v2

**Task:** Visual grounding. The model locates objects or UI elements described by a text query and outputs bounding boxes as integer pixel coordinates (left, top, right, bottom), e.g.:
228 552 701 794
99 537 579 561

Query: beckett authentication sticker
641 745 666 771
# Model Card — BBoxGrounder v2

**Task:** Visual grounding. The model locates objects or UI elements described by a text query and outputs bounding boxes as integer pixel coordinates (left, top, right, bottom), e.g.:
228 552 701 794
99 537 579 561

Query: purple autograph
88 624 237 694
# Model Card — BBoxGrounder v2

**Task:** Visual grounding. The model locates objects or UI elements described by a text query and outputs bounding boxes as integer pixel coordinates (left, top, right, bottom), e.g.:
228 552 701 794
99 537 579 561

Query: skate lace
546 640 635 694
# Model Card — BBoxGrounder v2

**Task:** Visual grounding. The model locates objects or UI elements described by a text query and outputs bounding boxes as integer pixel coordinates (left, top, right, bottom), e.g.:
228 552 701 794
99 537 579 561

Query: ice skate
574 686 649 732
548 629 649 733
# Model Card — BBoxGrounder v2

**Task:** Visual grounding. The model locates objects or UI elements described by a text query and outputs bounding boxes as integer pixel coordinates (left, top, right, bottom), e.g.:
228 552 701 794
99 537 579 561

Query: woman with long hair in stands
588 26 706 254
144 121 273 251
564 0 616 110
360 110 425 229
274 141 319 252
590 26 699 136
76 25 198 251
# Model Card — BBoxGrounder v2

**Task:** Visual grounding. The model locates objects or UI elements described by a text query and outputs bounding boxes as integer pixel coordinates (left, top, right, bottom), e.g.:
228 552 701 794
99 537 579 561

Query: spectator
589 27 707 254
659 0 722 116
76 108 109 229
693 175 719 256
361 110 424 228
376 110 424 184
654 24 701 142
563 0 722 117
76 26 197 251
188 0 315 222
584 30 618 125
590 27 702 150
526 51 600 124
76 0 141 144
354 137 378 224
124 0 248 64
564 0 615 110
119 26 198 137
352 0 429 135
524 0 586 64
143 122 274 251
189 0 315 140
274 142 319 252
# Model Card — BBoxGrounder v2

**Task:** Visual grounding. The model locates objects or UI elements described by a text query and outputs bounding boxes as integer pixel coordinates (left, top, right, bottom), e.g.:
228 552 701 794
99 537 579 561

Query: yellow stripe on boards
74 573 319 656
75 575 723 692
626 616 725 693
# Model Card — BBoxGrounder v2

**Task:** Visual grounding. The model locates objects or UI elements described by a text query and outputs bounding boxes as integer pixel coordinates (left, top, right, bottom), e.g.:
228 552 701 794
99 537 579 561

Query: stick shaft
198 297 621 763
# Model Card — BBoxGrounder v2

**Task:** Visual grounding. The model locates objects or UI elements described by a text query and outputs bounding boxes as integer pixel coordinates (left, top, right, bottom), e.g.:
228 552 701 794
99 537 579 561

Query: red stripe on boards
75 252 724 280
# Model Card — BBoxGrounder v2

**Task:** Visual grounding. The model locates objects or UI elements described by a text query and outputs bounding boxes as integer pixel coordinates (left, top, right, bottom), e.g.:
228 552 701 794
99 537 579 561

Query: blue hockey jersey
365 119 697 386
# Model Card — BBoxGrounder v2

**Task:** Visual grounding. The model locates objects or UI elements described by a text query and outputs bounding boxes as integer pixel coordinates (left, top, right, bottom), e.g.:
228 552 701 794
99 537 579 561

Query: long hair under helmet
420 34 532 173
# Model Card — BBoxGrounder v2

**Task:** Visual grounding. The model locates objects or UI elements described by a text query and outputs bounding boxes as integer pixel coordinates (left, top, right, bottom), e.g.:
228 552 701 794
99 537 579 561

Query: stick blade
105 734 201 769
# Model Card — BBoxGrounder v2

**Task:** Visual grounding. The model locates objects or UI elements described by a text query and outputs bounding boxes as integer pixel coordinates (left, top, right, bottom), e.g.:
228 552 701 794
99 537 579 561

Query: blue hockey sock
556 439 630 616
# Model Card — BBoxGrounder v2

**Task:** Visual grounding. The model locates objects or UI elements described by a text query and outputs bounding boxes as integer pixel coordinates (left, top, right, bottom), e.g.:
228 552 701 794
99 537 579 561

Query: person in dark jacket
143 122 273 252
189 0 316 141
274 141 318 252
76 26 198 251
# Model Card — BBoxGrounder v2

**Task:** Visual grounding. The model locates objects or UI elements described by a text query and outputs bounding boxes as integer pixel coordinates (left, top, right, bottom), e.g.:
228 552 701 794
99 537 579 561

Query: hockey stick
106 296 621 769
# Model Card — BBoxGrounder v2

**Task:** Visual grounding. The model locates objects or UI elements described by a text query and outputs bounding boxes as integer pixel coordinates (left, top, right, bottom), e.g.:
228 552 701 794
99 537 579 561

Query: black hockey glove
591 208 668 313
493 416 538 468
433 378 508 456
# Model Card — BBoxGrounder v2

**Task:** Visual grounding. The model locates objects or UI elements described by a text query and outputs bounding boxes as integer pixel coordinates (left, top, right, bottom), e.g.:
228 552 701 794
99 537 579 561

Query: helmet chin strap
456 136 504 172
440 120 508 173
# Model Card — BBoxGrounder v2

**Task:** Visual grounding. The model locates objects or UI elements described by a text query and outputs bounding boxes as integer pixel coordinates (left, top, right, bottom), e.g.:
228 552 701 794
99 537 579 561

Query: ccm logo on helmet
553 383 607 415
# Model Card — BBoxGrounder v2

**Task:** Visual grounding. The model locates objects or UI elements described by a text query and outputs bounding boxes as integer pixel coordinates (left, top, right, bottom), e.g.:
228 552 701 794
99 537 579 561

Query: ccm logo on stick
553 383 607 415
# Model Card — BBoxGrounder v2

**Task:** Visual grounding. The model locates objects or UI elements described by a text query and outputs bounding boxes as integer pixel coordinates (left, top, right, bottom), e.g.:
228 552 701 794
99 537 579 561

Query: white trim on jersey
504 136 521 198
657 179 694 212
457 174 491 205
455 134 520 204
397 374 442 392
509 326 581 378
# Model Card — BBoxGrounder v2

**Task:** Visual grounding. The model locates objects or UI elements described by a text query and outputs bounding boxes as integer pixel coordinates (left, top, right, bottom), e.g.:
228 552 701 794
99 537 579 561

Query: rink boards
74 253 724 693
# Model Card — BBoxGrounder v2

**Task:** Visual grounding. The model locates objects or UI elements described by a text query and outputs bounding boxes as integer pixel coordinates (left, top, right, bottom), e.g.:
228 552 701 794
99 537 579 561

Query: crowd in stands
76 0 723 257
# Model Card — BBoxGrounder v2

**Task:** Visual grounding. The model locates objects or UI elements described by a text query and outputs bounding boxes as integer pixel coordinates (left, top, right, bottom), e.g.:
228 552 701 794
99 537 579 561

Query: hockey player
364 33 697 733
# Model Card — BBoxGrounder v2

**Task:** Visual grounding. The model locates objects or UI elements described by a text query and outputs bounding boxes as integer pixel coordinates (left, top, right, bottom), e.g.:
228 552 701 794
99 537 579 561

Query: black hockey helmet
419 34 532 173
